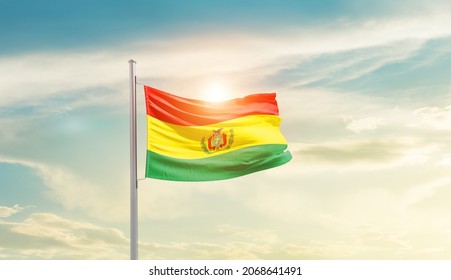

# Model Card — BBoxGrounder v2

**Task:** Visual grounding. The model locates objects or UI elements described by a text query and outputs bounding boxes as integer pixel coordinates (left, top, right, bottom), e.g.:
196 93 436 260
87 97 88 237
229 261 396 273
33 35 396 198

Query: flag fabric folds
144 85 292 181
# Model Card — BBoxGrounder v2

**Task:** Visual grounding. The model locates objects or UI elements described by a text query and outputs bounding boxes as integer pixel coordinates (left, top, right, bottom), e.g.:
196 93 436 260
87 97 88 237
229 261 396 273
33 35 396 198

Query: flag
144 85 292 181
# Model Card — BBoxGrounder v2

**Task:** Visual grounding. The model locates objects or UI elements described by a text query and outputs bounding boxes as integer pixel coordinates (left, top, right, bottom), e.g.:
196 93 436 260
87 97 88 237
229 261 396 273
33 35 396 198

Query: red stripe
144 86 280 126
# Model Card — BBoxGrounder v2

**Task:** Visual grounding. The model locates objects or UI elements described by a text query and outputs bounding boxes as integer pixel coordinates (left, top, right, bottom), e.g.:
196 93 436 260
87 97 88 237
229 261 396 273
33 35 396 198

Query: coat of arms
201 128 234 154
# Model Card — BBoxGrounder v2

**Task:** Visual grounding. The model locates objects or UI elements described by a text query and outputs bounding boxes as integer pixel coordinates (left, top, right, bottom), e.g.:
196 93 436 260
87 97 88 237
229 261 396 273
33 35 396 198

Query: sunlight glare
203 81 229 102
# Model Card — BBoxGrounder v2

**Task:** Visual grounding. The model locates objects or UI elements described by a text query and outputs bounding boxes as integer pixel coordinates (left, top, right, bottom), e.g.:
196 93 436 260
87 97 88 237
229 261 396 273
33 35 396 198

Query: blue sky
2 0 451 259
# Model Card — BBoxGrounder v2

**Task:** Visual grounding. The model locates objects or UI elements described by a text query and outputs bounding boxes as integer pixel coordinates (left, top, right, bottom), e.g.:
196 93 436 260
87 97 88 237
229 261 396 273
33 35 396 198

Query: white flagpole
129 59 138 260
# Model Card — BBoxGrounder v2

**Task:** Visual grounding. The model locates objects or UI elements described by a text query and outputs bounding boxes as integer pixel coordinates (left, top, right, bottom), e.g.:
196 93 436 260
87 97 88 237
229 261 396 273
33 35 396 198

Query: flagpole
129 59 138 260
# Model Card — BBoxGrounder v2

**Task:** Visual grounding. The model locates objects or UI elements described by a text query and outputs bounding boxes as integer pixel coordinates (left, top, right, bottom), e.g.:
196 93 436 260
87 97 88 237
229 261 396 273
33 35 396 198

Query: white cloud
437 154 451 166
216 224 279 245
344 116 386 133
404 173 451 207
290 138 438 171
0 205 24 218
409 106 451 130
1 11 451 111
139 240 270 260
0 156 128 222
277 40 424 91
139 220 451 259
0 212 128 259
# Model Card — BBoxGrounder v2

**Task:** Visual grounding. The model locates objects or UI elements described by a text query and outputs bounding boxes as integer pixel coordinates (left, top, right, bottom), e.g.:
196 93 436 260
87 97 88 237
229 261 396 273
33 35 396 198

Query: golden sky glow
2 0 451 260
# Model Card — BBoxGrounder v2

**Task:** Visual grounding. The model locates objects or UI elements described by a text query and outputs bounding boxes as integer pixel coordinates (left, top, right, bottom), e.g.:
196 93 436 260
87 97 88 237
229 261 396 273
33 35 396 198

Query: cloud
287 138 444 175
0 205 24 218
272 39 424 91
280 226 412 259
138 220 451 259
1 10 451 113
216 224 279 245
294 140 410 166
0 117 29 144
0 212 128 259
408 105 451 130
344 116 386 133
0 51 129 109
135 223 281 259
0 156 128 222
139 240 269 260
404 173 451 207
137 223 347 259
437 154 451 166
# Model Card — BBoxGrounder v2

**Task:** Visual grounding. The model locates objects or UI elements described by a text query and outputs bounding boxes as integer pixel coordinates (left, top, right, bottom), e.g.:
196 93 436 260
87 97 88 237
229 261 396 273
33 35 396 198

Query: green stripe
145 144 292 181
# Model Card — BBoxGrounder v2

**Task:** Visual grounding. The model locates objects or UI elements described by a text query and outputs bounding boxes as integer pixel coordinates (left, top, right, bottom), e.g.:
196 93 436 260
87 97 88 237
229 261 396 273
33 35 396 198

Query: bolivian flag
144 86 292 181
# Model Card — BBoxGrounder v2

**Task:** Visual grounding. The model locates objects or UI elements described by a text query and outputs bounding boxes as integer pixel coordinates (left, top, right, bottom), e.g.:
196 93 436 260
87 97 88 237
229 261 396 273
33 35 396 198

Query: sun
203 81 229 102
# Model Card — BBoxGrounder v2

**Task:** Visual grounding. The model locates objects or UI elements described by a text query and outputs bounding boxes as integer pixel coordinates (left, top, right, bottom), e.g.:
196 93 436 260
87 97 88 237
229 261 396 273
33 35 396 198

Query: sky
2 0 451 259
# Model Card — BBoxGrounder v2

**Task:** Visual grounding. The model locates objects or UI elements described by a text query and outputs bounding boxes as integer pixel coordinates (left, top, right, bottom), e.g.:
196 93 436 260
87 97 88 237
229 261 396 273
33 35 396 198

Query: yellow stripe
147 114 288 159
